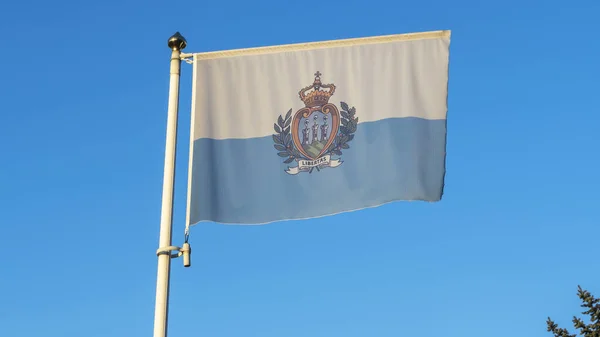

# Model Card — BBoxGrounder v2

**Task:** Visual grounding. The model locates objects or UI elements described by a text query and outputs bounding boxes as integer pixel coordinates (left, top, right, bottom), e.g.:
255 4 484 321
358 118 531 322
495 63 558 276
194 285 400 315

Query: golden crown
298 71 336 108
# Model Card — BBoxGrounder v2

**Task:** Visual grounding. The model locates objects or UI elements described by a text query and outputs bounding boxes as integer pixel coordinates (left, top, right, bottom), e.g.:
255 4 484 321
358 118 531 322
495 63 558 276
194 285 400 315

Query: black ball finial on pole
168 32 187 51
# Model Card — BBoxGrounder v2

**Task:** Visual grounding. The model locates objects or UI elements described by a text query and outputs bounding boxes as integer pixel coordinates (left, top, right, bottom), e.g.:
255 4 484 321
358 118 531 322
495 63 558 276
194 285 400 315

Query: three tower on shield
185 30 451 225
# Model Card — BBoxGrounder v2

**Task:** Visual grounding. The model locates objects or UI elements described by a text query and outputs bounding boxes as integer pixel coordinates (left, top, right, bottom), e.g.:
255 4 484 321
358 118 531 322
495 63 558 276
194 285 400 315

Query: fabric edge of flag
438 33 451 208
185 54 199 228
188 196 444 227
190 30 451 61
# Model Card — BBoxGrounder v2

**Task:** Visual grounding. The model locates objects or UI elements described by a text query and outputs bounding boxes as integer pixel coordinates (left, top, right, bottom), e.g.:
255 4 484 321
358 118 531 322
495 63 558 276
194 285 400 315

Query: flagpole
153 32 187 337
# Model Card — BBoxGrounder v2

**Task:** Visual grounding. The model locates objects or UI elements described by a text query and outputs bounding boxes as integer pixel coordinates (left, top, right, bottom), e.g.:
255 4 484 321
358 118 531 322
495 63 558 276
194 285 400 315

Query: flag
185 30 451 225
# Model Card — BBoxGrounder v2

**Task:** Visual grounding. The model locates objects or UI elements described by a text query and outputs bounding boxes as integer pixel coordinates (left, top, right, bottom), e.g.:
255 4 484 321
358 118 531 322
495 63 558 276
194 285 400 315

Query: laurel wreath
273 102 358 166
326 102 358 156
272 108 304 164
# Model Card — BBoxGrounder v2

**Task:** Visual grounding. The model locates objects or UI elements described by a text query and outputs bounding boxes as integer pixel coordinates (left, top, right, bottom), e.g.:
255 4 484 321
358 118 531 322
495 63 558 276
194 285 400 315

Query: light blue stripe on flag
188 116 446 225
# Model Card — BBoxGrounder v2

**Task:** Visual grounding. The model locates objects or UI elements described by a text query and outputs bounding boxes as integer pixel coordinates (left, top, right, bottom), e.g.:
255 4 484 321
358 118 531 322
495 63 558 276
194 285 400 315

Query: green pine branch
547 286 600 337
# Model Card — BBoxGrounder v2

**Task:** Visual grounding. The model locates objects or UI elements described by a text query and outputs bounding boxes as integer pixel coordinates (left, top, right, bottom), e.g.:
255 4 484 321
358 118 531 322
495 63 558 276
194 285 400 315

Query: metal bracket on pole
180 52 193 64
156 243 192 267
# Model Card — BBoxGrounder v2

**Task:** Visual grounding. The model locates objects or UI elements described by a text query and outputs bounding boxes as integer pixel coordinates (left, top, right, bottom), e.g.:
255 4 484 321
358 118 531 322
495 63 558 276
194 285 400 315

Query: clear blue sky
1 0 599 336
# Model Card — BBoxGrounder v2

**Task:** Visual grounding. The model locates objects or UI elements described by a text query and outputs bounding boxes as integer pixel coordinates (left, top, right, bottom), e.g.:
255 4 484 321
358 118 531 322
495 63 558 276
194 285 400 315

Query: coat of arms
273 71 358 175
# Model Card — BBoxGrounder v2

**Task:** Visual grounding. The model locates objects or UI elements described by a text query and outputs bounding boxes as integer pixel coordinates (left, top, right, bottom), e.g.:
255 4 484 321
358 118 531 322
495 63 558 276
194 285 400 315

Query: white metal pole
153 32 187 337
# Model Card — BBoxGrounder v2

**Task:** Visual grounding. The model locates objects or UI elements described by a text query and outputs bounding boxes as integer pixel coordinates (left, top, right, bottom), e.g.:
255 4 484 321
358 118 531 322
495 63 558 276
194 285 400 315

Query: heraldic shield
272 71 359 175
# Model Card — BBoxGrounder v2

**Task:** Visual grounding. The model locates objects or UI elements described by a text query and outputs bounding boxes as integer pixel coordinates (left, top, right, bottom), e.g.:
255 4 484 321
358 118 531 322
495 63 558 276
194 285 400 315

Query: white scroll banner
285 154 342 175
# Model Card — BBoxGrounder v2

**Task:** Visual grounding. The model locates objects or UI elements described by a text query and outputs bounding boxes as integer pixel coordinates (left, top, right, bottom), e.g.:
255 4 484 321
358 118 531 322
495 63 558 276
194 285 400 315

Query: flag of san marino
184 30 451 225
